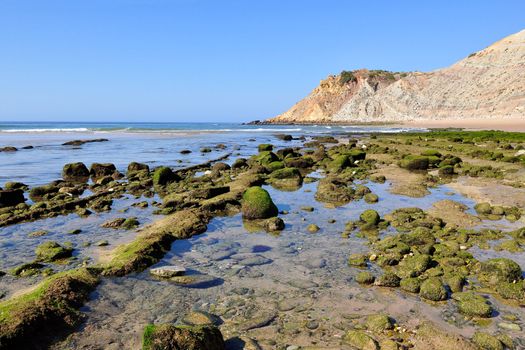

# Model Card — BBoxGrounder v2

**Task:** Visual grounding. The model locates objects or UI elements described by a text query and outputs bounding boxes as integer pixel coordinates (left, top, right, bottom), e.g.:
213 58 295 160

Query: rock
3 182 28 190
472 332 503 350
439 165 455 176
399 155 430 170
101 218 126 228
200 147 212 153
375 272 401 287
496 281 525 300
479 258 522 286
62 162 90 181
212 162 230 172
62 138 108 146
0 189 25 208
356 271 375 285
241 186 278 220
343 330 379 350
182 311 220 326
307 224 320 233
180 149 192 154
232 158 247 169
28 230 48 238
474 202 492 215
9 262 44 276
419 277 447 301
360 209 380 225
142 324 225 350
400 277 422 293
365 314 394 332
150 265 186 278
35 241 73 262
95 240 109 246
258 144 273 152
263 217 285 232
315 177 354 205
452 292 493 318
348 253 368 267
0 146 17 152
127 162 149 175
90 163 116 179
396 254 431 278
300 206 314 212
153 166 179 186
170 273 221 288
497 322 521 331
237 312 276 331
364 193 379 203
275 134 293 141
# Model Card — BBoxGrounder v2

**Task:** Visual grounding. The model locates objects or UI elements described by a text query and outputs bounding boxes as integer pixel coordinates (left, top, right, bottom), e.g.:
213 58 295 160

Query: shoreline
258 117 525 132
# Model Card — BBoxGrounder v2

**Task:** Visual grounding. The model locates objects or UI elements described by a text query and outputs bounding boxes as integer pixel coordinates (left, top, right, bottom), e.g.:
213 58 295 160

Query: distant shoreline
254 116 525 132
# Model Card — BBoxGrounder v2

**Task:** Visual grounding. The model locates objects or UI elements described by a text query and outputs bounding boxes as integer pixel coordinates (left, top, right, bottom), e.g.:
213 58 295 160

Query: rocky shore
0 130 524 349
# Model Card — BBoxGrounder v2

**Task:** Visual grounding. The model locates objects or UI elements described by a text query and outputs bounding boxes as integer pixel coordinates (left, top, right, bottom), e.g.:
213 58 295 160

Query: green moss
35 241 72 262
365 314 393 332
419 277 447 301
421 149 442 157
472 332 503 350
496 281 525 300
375 272 400 287
444 273 465 293
453 292 493 318
364 193 379 203
241 186 278 220
9 262 44 277
266 161 284 172
396 254 431 278
343 330 379 349
356 271 375 285
360 209 380 225
400 277 421 293
479 258 522 286
152 166 177 186
258 144 273 152
348 253 368 267
328 155 350 173
399 155 429 170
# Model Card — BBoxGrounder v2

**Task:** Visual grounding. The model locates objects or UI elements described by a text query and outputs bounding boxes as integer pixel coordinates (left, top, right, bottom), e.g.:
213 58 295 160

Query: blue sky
0 0 524 122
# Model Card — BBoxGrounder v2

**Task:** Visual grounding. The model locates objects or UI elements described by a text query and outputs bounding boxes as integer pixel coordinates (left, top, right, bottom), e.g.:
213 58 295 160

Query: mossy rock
375 272 400 287
360 209 380 226
266 161 285 172
9 262 44 277
142 324 225 350
421 149 442 157
396 254 431 278
250 151 279 166
472 332 503 350
315 177 354 205
307 224 320 233
452 292 493 318
127 162 150 176
444 273 465 293
365 314 394 332
474 202 492 215
62 162 89 181
438 165 455 176
328 155 351 173
364 193 379 203
399 155 429 170
152 166 178 186
479 258 522 286
496 281 525 300
122 217 140 230
342 330 379 350
348 254 368 267
35 241 73 262
400 277 421 293
258 144 273 152
419 277 447 301
356 271 375 285
241 186 278 220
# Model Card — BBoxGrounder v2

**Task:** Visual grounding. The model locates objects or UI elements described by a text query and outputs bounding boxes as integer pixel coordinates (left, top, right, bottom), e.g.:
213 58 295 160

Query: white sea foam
0 128 91 133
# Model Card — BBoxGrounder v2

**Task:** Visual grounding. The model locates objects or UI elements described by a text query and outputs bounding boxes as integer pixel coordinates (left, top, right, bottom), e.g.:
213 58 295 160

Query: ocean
0 121 424 186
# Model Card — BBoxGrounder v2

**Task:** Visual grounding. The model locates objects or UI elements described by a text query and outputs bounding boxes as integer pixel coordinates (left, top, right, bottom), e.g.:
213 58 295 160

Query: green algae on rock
343 330 379 350
419 277 447 301
142 324 225 350
241 186 278 220
452 292 494 318
35 241 73 262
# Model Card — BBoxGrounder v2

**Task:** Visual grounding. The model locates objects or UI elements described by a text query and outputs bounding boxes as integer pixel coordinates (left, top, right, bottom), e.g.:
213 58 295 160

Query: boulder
150 265 186 278
90 163 116 179
62 162 90 181
241 186 278 220
0 189 25 208
419 277 447 301
35 241 73 262
142 324 225 350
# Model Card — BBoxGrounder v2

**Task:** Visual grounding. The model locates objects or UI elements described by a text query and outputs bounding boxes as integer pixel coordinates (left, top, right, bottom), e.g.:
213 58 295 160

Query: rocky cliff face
268 29 525 123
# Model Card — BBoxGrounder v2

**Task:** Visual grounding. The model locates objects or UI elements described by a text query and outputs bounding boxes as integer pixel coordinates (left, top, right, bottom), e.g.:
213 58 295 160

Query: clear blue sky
1 0 524 122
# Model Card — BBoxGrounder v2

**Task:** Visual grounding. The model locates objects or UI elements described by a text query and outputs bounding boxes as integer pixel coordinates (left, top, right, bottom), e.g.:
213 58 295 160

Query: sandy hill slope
267 29 525 124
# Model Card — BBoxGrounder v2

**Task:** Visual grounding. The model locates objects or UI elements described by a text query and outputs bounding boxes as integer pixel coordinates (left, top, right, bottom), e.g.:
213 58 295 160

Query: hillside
267 29 525 124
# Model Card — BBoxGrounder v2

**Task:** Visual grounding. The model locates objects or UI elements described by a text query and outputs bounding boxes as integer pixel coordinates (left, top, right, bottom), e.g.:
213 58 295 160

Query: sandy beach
403 117 525 132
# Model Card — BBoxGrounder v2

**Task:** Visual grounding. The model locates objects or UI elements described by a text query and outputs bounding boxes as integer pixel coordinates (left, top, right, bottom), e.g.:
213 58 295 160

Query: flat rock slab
150 265 186 278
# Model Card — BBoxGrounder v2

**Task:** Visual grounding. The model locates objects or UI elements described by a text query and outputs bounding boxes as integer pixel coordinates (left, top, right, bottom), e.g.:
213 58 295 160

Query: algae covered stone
479 258 522 286
365 314 393 332
472 332 503 350
356 271 375 285
375 272 401 287
360 209 380 226
452 292 493 318
364 193 379 203
241 186 278 220
419 277 447 301
400 277 422 293
348 253 368 267
153 166 178 186
35 241 73 262
343 330 379 350
142 324 225 350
